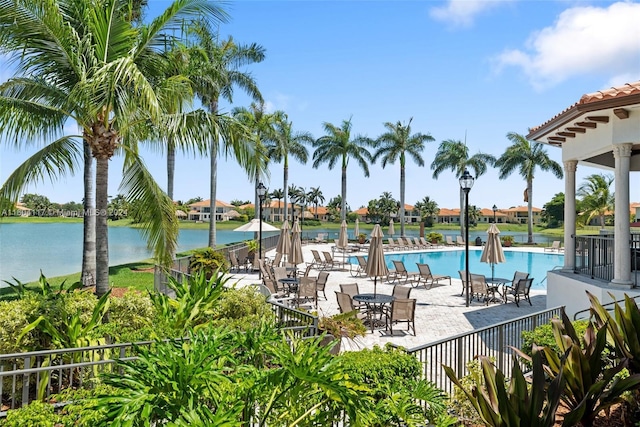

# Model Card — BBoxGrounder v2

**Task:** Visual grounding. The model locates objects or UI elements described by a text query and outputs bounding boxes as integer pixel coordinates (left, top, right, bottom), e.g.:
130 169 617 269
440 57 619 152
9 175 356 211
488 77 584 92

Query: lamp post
459 169 475 307
256 182 267 270
492 204 497 223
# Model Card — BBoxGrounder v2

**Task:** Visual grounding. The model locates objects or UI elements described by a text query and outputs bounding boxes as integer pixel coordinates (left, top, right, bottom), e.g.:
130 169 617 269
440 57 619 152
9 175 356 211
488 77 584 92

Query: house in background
437 208 460 224
308 206 330 221
503 206 542 225
527 80 640 317
188 199 235 222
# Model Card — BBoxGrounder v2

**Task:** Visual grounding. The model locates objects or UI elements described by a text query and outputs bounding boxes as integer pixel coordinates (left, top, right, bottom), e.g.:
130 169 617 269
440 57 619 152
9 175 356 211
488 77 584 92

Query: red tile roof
189 199 233 208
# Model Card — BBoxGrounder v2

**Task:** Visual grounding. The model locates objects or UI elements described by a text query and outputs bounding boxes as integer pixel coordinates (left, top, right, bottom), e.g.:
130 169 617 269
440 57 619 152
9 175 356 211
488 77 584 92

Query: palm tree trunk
341 166 347 221
400 164 406 237
527 178 534 244
283 164 289 222
167 140 175 200
95 157 109 297
208 141 217 248
81 140 96 288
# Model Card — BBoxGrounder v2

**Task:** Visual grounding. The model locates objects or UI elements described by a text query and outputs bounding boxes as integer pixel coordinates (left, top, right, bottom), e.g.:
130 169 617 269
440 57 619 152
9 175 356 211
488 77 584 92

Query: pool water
349 250 564 290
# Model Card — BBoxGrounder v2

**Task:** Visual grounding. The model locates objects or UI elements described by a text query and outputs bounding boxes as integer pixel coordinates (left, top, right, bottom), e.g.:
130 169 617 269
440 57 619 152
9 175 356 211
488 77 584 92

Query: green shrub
210 287 273 331
189 248 230 277
521 318 589 361
61 291 98 325
0 294 42 354
447 358 489 424
94 290 157 343
426 232 443 243
1 400 57 427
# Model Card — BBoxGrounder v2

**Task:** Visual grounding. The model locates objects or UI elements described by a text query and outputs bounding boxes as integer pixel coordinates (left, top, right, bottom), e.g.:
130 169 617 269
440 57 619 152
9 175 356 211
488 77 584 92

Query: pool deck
228 243 555 351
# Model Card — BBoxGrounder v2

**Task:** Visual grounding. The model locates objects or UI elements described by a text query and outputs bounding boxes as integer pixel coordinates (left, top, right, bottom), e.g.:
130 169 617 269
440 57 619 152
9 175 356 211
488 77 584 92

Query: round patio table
486 277 510 302
278 277 299 297
353 293 394 332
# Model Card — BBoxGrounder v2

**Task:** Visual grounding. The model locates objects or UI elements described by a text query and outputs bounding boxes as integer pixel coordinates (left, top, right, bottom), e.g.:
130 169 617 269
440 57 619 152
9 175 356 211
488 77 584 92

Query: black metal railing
574 234 640 287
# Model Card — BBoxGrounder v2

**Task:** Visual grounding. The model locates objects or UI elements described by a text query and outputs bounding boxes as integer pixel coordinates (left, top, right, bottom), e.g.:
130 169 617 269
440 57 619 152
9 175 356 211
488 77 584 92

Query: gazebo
527 81 640 316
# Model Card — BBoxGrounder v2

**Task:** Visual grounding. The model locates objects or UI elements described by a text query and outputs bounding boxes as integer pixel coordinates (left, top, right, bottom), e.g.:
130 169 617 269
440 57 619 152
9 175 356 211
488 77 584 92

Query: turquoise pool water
349 250 564 290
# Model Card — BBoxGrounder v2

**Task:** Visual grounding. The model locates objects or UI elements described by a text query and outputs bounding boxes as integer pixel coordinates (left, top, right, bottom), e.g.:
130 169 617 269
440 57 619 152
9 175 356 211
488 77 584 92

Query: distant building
188 199 235 222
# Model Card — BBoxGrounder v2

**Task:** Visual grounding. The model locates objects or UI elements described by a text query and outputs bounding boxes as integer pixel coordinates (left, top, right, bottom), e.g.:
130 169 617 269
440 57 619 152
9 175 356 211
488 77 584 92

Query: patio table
353 293 394 332
486 277 510 302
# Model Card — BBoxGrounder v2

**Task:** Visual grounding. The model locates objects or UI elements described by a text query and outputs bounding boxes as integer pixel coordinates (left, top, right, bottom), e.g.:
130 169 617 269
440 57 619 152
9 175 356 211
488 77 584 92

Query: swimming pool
349 250 564 290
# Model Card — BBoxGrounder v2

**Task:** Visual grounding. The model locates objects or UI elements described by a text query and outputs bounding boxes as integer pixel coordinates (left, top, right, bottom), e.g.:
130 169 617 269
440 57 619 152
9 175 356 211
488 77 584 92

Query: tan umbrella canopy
337 220 349 249
353 218 360 238
366 224 389 295
388 219 395 237
233 218 279 232
480 223 506 280
275 220 291 261
289 219 304 265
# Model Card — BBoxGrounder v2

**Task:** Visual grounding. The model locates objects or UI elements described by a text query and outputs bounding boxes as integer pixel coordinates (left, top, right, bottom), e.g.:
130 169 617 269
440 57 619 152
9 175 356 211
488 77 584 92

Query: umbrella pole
492 263 495 281
374 276 377 296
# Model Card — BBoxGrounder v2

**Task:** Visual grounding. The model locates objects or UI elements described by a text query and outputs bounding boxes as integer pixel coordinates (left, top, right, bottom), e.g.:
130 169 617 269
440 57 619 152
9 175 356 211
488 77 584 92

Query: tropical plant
501 235 515 246
426 232 443 243
307 186 325 219
188 21 266 248
270 188 284 212
378 191 399 224
312 118 375 221
0 0 231 296
414 196 439 226
444 351 564 427
494 132 563 243
576 173 615 228
542 192 565 228
188 247 230 278
318 311 367 339
430 139 496 238
268 113 313 222
373 118 434 237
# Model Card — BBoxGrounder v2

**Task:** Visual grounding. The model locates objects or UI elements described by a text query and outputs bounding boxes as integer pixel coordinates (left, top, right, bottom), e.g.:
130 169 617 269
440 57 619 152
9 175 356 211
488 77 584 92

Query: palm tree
430 139 496 238
378 191 399 225
373 118 434 236
189 22 265 249
307 186 325 220
233 102 276 219
494 132 563 243
312 118 374 221
577 173 615 229
268 113 313 222
270 188 284 220
414 196 439 226
0 0 226 296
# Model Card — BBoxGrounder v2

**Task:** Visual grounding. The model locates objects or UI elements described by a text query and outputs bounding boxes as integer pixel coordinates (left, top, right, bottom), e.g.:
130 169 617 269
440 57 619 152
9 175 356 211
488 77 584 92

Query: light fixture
459 169 475 307
256 182 267 272
492 204 498 223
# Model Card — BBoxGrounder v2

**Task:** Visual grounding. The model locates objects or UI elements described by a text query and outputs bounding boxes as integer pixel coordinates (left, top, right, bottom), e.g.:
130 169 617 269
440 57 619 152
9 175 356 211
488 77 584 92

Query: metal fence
402 306 565 394
574 234 640 287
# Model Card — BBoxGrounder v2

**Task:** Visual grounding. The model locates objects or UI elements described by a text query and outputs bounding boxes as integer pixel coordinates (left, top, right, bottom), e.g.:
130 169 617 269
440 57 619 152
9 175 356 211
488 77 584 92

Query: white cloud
494 2 640 89
430 0 512 27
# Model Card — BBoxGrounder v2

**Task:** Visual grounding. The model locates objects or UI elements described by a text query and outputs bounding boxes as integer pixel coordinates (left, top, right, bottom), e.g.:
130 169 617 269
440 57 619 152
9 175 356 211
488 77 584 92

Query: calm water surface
0 222 278 283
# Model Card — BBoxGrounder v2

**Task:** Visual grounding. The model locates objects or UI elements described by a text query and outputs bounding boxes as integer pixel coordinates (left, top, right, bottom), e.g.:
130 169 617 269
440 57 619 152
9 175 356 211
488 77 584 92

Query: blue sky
1 0 640 212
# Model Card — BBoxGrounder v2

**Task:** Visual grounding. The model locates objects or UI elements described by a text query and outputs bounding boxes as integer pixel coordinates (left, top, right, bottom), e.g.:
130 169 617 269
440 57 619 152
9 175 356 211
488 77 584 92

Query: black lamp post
492 204 497 223
459 169 475 307
256 182 267 269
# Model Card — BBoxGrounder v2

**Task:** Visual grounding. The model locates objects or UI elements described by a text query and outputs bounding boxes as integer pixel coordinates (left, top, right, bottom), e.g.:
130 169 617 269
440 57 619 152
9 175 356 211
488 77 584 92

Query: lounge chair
228 251 244 273
322 251 343 270
413 237 427 249
445 236 456 246
388 260 419 284
309 249 326 270
385 299 416 335
314 233 327 243
469 273 499 305
387 237 401 251
544 241 561 252
456 236 465 246
402 237 418 250
415 263 451 289
350 255 368 277
505 277 534 307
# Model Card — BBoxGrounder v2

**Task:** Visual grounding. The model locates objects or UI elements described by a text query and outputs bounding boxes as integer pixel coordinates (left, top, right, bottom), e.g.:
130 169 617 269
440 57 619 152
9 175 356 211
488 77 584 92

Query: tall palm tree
577 173 615 229
414 196 439 226
312 118 374 221
270 188 284 219
189 22 265 248
373 118 434 237
0 0 226 296
430 139 496 238
378 191 399 225
307 186 325 220
268 113 313 222
494 132 563 243
233 102 276 219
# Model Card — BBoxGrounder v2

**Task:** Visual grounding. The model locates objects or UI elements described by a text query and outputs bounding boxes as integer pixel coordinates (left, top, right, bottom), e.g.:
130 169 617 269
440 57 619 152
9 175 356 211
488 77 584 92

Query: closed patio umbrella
388 219 395 237
480 223 506 280
289 219 304 266
275 220 291 262
366 224 389 296
353 218 360 239
337 220 349 249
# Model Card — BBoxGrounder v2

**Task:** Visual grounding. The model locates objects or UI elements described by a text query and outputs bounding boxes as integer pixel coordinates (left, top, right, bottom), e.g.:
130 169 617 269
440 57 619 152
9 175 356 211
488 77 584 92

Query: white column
611 143 633 287
563 160 577 271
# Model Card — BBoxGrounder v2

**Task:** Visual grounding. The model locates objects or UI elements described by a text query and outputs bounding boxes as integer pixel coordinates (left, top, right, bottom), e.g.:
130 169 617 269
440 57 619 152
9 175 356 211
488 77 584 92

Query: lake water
0 222 558 284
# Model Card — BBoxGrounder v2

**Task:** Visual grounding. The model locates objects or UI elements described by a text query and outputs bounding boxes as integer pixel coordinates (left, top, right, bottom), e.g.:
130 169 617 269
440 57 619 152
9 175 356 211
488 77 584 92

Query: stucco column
563 160 577 271
611 143 633 287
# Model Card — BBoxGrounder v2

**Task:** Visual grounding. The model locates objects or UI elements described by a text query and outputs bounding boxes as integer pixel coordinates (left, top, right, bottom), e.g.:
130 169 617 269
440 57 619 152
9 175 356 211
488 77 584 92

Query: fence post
497 325 505 373
21 356 30 407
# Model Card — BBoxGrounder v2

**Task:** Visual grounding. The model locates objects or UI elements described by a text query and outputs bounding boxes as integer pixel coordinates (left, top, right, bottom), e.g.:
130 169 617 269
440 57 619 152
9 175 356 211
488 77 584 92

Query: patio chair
469 273 499 305
544 241 561 252
392 284 412 299
388 260 419 284
350 255 368 277
309 249 326 270
505 277 534 307
272 266 290 295
315 271 330 300
385 298 416 335
445 235 456 246
296 280 317 309
340 283 364 310
322 251 343 270
456 236 465 246
228 251 243 273
420 236 437 249
415 263 451 289
458 270 469 297
314 233 327 243
402 237 418 250
335 291 365 319
386 237 401 251
413 237 427 249
502 271 529 298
